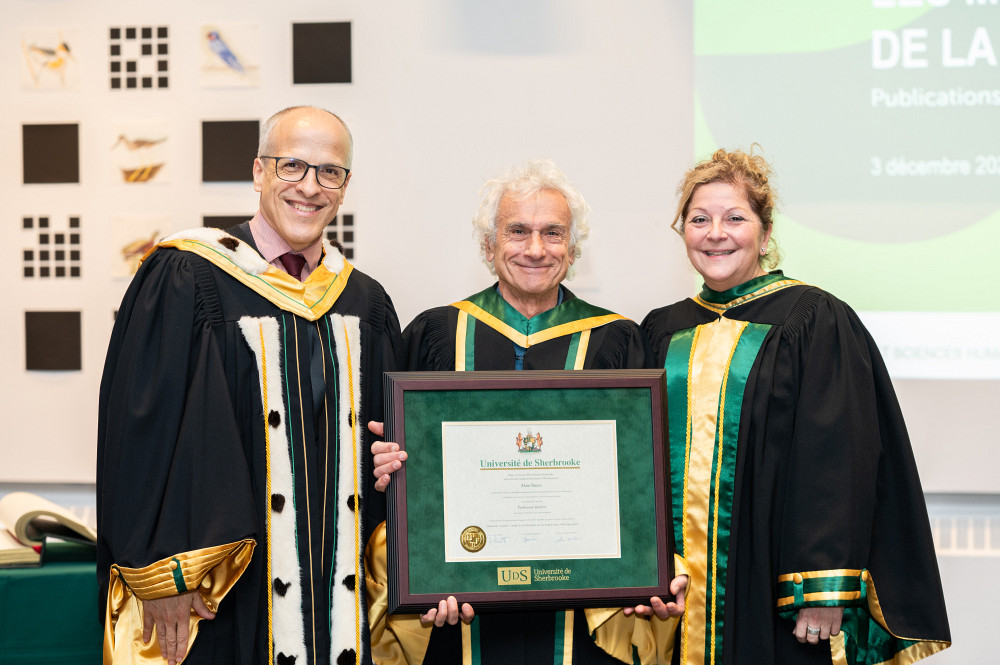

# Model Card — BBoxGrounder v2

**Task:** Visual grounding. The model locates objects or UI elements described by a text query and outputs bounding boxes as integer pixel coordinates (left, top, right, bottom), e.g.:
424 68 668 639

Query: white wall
4 1 992 493
1 0 694 482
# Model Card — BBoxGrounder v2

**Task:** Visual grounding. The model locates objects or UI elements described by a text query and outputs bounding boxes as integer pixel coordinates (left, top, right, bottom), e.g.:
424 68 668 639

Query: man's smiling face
486 189 575 316
252 108 352 251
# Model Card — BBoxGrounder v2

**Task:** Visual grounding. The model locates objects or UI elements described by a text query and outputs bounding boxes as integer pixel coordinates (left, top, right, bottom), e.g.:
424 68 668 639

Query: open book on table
0 491 97 566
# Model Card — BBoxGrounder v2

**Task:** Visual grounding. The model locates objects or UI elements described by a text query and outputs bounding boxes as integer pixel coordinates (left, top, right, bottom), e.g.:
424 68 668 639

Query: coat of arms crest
515 428 543 453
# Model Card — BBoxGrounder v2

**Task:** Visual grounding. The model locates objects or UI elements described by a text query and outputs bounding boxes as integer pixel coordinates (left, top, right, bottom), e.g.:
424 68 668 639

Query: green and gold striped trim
693 273 805 315
778 568 951 665
150 238 352 321
451 286 625 348
776 568 865 608
664 317 771 664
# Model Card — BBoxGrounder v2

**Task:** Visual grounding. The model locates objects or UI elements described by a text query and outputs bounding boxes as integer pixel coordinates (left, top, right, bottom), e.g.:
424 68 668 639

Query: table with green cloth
0 547 101 665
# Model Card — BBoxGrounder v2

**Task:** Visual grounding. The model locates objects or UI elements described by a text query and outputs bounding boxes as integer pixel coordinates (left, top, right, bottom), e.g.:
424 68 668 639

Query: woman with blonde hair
637 148 951 664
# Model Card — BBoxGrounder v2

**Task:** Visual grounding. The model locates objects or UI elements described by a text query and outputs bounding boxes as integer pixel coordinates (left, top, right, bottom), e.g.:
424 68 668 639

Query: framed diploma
383 369 673 613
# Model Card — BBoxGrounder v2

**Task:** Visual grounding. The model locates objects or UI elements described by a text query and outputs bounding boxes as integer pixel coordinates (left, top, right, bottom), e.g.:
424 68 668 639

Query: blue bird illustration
206 30 244 74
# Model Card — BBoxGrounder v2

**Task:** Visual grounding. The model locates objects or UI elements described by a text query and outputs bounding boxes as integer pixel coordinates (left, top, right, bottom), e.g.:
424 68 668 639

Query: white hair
472 159 590 279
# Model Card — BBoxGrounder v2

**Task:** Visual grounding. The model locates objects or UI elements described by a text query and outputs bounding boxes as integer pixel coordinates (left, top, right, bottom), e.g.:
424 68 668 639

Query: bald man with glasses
98 106 402 665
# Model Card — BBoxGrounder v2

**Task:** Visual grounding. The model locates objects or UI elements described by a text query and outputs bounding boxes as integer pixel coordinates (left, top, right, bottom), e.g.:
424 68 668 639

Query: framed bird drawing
200 23 261 88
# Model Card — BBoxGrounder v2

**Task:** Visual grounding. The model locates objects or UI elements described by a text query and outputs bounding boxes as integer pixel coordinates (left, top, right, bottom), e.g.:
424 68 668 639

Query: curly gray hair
472 159 590 279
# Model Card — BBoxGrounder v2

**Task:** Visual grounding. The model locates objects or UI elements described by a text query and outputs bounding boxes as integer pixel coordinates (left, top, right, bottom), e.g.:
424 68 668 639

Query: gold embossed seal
460 526 486 553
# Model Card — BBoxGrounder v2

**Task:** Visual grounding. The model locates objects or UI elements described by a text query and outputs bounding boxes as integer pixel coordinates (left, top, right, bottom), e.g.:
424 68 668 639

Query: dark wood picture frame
383 369 674 614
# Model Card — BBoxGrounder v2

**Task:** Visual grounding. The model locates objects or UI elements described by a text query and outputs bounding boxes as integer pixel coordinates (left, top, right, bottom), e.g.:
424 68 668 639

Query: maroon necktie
278 252 306 281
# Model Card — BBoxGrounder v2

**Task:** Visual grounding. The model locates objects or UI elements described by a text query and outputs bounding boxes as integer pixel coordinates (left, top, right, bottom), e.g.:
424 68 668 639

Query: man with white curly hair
403 158 646 372
367 159 651 665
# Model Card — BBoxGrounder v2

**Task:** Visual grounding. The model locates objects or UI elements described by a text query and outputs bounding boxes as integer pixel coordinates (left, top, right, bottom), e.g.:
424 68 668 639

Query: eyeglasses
260 156 350 189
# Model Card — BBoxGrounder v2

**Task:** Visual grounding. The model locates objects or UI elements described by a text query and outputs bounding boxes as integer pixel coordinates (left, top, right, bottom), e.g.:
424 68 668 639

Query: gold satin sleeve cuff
586 607 675 665
365 521 433 665
673 552 689 579
587 554 689 665
641 553 688 664
584 556 690 665
585 608 647 664
103 539 255 665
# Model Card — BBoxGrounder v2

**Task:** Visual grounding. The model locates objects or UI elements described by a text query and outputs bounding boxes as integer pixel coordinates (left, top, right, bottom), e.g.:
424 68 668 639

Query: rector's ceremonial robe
98 224 402 665
367 285 656 665
641 272 950 665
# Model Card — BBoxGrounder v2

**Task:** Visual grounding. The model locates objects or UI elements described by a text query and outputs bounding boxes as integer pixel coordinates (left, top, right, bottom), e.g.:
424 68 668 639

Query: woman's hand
794 606 844 644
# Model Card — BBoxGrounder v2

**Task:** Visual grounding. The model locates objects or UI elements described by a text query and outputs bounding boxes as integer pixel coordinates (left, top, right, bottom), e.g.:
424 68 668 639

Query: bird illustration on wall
112 134 167 183
121 230 160 273
206 30 245 74
22 39 76 88
112 135 167 152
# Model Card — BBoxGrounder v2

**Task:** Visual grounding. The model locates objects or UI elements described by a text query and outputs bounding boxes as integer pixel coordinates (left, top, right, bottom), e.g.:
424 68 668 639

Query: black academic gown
97 223 402 665
641 273 950 665
405 287 647 373
380 285 648 665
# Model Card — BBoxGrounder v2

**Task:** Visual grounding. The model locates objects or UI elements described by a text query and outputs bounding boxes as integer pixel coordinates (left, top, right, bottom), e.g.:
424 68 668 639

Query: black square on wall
202 120 259 182
292 22 352 84
23 124 80 184
25 311 82 371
